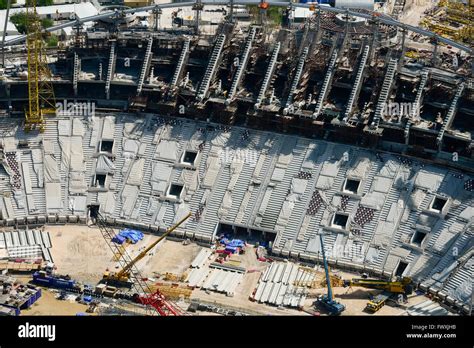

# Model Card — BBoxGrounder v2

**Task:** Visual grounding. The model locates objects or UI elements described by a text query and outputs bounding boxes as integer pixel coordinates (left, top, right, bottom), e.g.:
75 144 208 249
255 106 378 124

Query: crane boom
95 211 191 315
314 232 345 315
320 234 333 300
343 277 413 294
116 212 192 279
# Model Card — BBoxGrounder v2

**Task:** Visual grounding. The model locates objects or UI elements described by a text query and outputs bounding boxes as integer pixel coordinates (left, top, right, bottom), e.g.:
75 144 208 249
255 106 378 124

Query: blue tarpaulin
112 235 126 245
227 239 245 248
220 237 245 247
83 296 92 303
118 229 144 244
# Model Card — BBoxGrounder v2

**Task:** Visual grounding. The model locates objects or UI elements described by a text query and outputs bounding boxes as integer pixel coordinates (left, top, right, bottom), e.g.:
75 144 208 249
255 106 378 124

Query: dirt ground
48 225 113 284
137 236 202 277
48 225 202 284
38 226 429 316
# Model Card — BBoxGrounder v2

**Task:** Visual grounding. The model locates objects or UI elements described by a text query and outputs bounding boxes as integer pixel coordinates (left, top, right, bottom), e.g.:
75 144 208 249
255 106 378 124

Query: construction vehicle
314 233 345 315
343 277 413 313
102 212 192 287
93 209 191 315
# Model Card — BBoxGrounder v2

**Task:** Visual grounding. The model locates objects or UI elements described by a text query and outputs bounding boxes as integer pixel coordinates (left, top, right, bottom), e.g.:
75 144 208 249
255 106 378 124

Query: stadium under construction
0 0 472 317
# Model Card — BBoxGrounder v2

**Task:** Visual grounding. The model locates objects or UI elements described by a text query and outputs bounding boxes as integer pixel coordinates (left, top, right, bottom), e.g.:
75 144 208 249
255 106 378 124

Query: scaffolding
25 0 56 133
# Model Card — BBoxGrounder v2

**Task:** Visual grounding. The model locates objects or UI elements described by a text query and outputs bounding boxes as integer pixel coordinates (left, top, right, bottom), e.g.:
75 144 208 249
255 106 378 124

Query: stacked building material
191 248 213 269
0 230 53 263
201 269 243 297
252 261 311 308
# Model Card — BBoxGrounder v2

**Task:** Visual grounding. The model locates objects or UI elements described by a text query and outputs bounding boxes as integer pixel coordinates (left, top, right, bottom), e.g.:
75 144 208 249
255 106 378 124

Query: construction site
0 0 472 317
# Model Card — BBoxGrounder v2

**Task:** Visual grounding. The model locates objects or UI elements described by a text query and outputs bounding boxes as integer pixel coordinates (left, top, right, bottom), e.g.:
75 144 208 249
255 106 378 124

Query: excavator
102 212 192 287
343 276 413 313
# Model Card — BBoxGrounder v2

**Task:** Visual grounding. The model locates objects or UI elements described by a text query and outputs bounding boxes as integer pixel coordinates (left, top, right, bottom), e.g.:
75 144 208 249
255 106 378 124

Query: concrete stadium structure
0 0 472 315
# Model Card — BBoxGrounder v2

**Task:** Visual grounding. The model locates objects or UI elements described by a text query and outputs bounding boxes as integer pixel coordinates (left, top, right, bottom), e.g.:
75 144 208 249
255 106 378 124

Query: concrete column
432 36 439 67
398 26 407 72
193 0 203 35
229 0 234 22
153 7 162 31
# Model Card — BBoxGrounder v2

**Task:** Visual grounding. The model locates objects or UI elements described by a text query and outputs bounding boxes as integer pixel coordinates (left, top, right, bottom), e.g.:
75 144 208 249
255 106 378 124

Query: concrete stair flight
137 37 154 95
105 42 116 100
436 82 465 148
285 46 309 109
312 49 338 118
227 27 256 102
196 34 226 102
370 58 398 129
255 42 281 106
344 45 369 121
171 38 190 87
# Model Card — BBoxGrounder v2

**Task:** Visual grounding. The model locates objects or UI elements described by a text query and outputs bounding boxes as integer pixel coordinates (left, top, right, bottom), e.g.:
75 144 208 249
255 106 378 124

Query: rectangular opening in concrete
168 183 184 198
344 178 360 194
94 174 106 188
332 213 349 229
100 140 114 153
395 261 408 277
182 150 198 166
411 230 427 246
430 196 447 212
88 204 100 219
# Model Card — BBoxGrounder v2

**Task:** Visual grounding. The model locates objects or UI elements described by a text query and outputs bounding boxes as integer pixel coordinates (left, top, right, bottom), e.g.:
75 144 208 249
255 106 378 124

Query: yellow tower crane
25 0 56 133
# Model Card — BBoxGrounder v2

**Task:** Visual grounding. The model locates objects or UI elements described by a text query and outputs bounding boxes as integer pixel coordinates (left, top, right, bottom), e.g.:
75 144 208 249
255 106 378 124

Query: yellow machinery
146 284 192 299
344 277 413 313
420 0 473 44
25 0 56 133
112 239 132 261
103 212 192 286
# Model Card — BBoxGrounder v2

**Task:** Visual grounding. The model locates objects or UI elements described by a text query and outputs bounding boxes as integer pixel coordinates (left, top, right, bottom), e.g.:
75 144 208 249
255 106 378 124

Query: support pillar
193 0 203 35
432 36 439 67
398 26 407 73
153 6 162 31
229 0 234 22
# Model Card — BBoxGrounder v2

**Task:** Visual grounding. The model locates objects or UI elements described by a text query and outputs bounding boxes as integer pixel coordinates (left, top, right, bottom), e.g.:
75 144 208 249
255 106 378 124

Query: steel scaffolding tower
25 0 56 133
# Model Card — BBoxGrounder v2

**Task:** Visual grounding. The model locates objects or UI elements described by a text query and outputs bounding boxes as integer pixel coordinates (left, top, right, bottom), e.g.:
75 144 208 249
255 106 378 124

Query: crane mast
315 232 345 315
320 233 333 301
25 0 56 133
